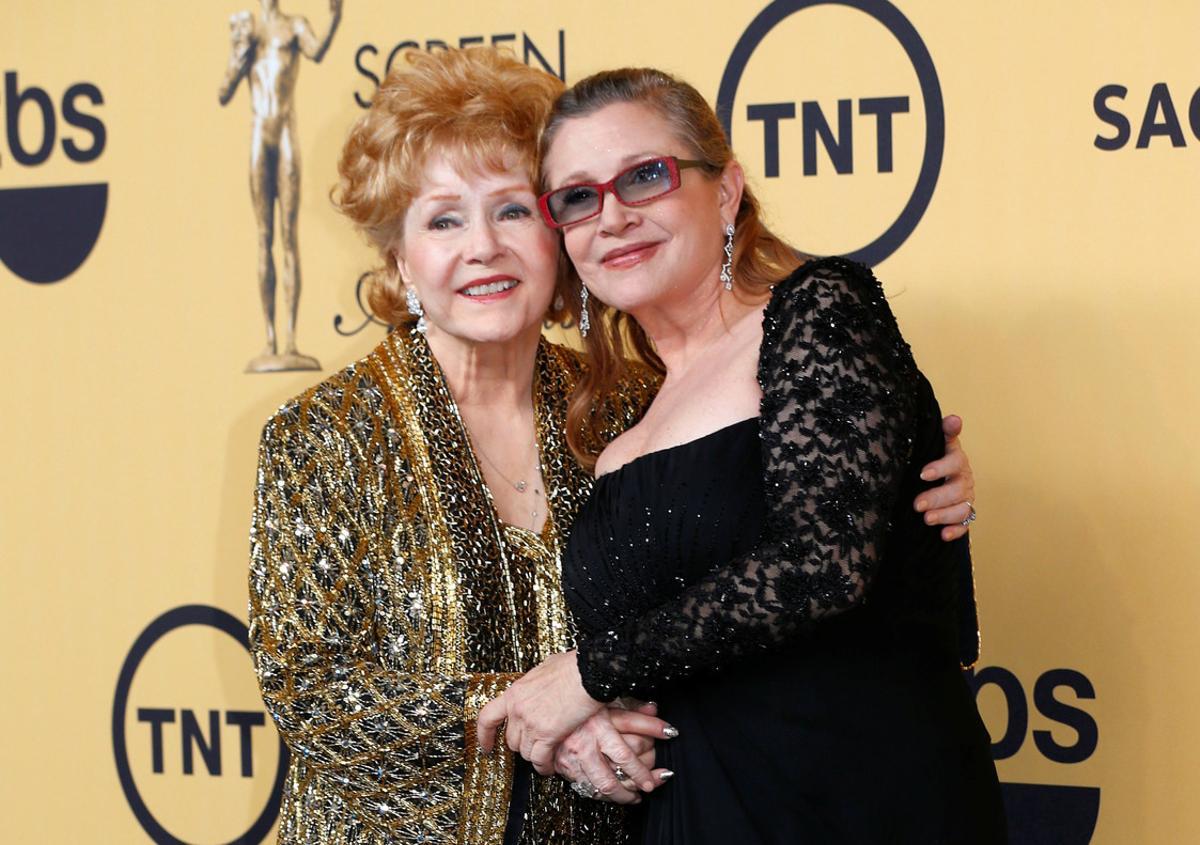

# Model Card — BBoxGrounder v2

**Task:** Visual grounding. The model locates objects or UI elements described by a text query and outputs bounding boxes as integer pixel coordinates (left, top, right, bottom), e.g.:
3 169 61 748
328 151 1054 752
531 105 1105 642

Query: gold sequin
249 327 658 844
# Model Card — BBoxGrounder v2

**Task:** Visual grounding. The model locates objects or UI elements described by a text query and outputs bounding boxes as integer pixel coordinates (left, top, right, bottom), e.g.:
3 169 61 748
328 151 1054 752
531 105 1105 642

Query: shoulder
540 339 662 398
765 256 884 320
763 255 902 345
614 359 662 398
758 255 916 380
259 347 390 455
540 339 588 383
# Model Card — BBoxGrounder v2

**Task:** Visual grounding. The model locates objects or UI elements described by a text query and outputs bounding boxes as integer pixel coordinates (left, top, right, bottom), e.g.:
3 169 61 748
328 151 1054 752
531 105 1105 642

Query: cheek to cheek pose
479 66 1002 844
245 44 984 845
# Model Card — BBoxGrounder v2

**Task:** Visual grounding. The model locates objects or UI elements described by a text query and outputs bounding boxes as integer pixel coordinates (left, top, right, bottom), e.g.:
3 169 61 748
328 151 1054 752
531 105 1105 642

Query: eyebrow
488 183 535 197
555 152 666 187
417 184 533 204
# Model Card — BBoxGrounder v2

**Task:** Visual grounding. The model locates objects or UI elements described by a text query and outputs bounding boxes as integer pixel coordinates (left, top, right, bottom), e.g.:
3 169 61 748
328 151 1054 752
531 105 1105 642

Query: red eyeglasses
538 156 710 228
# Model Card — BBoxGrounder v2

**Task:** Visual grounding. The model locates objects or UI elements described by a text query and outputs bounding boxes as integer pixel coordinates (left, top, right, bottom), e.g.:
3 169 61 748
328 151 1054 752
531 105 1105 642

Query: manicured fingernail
659 770 675 781
925 513 936 524
662 726 679 739
646 701 658 708
915 499 928 512
920 470 934 481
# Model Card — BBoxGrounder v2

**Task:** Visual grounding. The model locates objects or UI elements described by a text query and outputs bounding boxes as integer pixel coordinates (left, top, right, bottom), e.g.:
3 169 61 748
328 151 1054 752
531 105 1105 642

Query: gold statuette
218 0 343 373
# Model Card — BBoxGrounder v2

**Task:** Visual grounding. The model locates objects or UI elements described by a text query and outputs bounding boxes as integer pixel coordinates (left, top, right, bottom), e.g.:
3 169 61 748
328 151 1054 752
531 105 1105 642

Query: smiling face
394 151 559 351
541 101 739 316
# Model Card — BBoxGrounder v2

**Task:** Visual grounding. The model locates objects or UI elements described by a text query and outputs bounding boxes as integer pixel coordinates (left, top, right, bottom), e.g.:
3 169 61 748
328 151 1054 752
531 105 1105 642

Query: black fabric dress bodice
562 258 1006 843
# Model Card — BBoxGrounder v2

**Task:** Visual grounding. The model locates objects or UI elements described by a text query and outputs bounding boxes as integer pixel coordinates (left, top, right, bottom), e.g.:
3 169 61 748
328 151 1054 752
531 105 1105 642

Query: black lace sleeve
575 257 922 701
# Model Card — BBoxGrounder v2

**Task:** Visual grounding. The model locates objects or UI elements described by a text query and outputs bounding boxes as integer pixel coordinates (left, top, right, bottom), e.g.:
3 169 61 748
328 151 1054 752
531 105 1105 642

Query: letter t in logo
747 103 797 177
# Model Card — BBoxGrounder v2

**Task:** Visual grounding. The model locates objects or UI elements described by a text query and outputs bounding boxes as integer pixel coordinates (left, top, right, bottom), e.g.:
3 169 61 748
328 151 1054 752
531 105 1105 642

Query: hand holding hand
477 651 602 776
552 701 676 803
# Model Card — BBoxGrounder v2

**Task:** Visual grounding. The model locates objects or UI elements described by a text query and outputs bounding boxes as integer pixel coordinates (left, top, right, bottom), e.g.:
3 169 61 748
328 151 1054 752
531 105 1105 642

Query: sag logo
0 71 107 284
1094 82 1200 150
968 666 1101 845
716 0 943 265
112 606 288 845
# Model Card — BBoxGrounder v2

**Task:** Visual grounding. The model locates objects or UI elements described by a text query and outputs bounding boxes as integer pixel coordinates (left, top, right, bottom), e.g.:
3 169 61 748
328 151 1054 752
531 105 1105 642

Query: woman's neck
424 324 541 411
631 282 762 377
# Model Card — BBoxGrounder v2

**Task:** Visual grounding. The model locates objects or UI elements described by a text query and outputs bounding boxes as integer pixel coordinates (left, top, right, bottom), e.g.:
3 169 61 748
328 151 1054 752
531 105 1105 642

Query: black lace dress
562 258 1006 843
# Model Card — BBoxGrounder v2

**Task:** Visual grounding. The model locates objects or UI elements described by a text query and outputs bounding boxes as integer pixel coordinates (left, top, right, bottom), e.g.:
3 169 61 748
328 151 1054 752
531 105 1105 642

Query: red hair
333 47 566 325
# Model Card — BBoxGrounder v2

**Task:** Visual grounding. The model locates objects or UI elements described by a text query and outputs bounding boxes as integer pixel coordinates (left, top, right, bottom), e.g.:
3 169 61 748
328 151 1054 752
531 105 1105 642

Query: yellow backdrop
4 1 1197 842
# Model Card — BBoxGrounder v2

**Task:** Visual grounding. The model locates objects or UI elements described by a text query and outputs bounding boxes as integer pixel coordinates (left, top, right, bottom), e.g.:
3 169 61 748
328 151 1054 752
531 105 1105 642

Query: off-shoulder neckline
594 416 760 485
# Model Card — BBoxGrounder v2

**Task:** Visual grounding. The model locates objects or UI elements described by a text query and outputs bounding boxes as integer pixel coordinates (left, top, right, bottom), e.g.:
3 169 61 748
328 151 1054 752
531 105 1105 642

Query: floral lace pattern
576 258 926 701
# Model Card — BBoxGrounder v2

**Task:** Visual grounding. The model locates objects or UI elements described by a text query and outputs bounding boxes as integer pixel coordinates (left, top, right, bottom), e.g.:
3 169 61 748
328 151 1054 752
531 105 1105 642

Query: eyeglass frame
537 156 712 229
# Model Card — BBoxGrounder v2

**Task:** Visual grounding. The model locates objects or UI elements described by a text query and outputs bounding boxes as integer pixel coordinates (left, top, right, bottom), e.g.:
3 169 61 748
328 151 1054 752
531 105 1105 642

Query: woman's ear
717 160 746 223
392 246 409 288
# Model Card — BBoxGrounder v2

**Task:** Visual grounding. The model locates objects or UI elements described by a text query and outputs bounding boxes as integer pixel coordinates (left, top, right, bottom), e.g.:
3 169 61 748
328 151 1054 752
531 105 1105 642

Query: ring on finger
961 502 977 527
571 779 600 800
612 765 635 788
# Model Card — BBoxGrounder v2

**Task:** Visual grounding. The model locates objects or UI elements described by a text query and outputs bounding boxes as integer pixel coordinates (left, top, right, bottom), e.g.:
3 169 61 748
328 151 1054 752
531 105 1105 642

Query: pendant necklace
474 439 543 530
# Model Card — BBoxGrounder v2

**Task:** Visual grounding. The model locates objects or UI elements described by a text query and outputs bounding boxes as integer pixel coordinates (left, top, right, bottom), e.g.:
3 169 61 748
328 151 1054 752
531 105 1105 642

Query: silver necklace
473 439 544 529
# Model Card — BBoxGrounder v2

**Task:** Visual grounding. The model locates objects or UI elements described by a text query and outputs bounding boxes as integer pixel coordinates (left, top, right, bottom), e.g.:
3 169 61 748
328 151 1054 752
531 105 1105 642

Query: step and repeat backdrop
3 1 1198 842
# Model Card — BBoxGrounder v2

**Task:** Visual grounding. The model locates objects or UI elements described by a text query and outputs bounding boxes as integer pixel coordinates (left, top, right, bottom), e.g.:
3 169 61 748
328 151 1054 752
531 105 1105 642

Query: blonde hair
539 67 805 471
333 47 566 325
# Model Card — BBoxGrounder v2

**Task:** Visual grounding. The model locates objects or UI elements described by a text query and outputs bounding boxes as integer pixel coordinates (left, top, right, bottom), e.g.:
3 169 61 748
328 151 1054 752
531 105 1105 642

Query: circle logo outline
111 604 288 845
716 0 945 266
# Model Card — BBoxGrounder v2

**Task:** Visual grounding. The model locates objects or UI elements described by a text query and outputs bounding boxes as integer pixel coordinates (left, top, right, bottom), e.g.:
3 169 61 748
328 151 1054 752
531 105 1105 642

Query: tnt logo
716 0 943 264
968 665 1101 845
112 606 287 845
0 71 108 284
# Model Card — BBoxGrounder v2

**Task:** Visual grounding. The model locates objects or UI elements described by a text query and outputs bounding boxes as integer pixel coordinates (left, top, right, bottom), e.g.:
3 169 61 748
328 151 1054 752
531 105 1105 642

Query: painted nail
662 726 679 739
659 770 675 781
915 499 928 512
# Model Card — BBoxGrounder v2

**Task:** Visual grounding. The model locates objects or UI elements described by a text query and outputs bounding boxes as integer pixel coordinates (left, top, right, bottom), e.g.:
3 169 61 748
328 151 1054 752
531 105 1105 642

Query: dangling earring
405 287 428 334
579 284 591 338
720 223 735 291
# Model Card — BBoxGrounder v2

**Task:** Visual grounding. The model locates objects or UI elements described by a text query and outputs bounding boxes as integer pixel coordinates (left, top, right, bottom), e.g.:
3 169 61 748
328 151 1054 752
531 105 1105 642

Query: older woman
479 67 1004 844
247 48 670 845
249 48 979 845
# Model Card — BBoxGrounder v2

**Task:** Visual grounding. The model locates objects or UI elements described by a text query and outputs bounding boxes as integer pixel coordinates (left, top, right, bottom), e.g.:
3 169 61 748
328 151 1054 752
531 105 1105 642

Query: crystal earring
405 286 427 334
579 284 591 338
720 223 735 291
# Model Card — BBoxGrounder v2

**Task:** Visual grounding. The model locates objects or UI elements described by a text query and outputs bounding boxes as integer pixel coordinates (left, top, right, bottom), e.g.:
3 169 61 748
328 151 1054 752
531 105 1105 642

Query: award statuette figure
218 0 342 373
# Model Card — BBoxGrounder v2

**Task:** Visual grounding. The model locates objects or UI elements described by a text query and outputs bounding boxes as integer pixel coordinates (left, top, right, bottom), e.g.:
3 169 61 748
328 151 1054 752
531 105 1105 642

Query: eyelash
427 204 530 231
498 204 531 220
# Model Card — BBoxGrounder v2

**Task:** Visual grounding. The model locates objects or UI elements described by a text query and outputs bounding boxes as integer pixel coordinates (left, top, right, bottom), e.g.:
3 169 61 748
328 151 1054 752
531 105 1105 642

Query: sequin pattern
249 328 658 844
574 257 933 702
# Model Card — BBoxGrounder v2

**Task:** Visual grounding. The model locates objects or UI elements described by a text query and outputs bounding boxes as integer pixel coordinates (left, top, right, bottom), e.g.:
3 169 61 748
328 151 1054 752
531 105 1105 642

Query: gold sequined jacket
249 328 657 845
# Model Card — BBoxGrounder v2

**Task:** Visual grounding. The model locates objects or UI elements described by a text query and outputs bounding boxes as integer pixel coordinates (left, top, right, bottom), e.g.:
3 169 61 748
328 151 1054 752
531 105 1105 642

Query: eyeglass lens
548 158 676 224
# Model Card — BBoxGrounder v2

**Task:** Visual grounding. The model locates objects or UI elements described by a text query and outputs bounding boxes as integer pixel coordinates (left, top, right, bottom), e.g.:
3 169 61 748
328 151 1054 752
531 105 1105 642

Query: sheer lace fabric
576 257 922 701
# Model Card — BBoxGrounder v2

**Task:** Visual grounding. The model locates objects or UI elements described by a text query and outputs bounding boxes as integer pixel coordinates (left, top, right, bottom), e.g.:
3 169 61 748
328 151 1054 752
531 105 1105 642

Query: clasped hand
477 651 673 803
